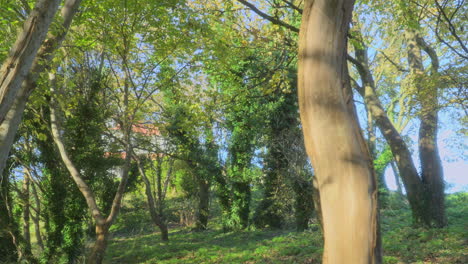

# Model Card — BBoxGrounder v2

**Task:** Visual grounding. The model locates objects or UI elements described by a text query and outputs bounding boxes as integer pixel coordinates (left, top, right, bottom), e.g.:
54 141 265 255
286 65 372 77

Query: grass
104 192 468 264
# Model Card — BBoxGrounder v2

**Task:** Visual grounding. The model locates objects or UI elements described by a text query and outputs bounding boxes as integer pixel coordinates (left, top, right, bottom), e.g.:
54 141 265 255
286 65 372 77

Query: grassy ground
104 192 467 264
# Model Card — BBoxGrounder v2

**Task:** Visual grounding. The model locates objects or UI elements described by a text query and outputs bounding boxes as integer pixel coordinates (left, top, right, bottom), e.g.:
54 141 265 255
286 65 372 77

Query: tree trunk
158 223 169 241
134 156 169 241
311 176 323 232
232 181 251 229
293 178 314 232
0 85 32 184
391 161 403 196
298 0 381 263
49 71 133 263
86 223 109 264
195 179 210 231
0 166 19 262
30 178 44 250
0 0 83 177
349 26 430 226
214 172 232 230
22 171 31 253
0 0 61 122
405 29 446 227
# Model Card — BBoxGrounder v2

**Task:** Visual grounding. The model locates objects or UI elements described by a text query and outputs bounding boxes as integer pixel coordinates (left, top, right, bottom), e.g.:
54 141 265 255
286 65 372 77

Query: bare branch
237 0 300 33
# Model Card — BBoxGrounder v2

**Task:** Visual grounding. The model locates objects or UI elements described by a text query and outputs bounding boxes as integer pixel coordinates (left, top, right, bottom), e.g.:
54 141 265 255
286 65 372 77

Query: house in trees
106 123 168 175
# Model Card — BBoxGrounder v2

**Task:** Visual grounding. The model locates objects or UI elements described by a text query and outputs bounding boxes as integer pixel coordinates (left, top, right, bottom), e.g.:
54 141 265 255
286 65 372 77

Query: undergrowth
104 192 467 264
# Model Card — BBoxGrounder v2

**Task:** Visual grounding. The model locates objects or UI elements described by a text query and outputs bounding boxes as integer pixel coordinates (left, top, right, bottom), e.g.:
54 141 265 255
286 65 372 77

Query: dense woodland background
0 0 466 263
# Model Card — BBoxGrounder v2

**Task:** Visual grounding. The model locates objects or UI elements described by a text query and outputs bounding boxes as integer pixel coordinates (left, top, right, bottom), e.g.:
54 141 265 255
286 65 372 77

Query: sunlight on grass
104 193 467 264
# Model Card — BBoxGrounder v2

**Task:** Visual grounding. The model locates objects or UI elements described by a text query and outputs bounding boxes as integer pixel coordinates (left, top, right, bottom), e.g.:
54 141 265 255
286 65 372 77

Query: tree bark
390 161 403 196
0 166 19 262
298 0 381 262
134 155 169 241
86 223 109 264
348 26 432 225
29 174 44 250
22 170 31 253
0 0 61 122
405 29 446 227
311 176 323 231
0 0 83 177
195 179 210 231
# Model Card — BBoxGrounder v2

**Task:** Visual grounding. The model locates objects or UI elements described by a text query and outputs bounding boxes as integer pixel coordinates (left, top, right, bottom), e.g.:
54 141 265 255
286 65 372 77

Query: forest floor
103 192 467 264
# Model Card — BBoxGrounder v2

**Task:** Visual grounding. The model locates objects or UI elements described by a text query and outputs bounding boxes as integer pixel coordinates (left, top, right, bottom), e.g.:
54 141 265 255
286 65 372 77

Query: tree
0 0 81 179
298 0 381 262
0 0 61 122
348 2 448 227
49 69 133 264
133 154 173 241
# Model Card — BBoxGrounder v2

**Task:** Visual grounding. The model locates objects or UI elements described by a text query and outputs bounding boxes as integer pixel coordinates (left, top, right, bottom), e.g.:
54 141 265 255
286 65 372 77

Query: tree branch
280 0 303 13
434 0 468 58
380 51 409 73
415 36 439 73
237 0 300 33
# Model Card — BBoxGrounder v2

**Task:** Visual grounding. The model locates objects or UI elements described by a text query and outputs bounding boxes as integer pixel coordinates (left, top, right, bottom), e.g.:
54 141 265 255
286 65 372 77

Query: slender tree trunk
0 85 32 184
134 156 169 241
0 167 19 262
195 179 210 231
29 178 44 250
298 0 381 262
49 71 133 263
391 161 403 196
155 158 169 241
366 106 376 158
293 177 314 232
22 170 31 252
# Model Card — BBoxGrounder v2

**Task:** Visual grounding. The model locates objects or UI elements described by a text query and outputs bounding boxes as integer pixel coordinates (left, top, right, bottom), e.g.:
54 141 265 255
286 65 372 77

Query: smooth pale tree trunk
0 85 31 183
0 0 82 177
311 176 323 232
49 73 132 264
405 30 446 227
390 161 404 196
298 0 381 263
0 0 61 122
